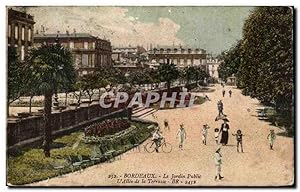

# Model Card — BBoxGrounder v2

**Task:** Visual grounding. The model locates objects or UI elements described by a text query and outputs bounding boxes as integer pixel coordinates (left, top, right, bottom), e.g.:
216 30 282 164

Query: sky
23 6 253 55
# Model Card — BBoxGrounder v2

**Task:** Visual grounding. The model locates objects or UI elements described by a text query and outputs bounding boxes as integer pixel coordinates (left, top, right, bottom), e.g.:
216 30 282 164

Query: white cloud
27 7 184 48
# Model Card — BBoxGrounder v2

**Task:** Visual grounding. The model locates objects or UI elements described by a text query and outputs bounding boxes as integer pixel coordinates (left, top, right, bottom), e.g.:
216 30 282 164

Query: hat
223 118 229 122
214 128 219 132
237 129 242 134
180 123 184 127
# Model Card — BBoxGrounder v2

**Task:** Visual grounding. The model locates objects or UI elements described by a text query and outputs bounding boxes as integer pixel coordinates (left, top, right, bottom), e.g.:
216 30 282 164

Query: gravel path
30 85 294 187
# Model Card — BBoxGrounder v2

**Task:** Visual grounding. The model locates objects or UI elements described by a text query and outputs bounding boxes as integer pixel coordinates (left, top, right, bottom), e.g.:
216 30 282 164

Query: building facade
7 8 35 61
147 46 207 68
34 32 112 76
112 46 148 73
112 46 147 65
206 58 221 80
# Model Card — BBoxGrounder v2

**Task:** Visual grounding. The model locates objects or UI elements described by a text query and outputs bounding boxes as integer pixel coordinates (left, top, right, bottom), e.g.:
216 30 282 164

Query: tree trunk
65 92 68 106
7 100 9 118
167 81 171 95
29 95 33 113
43 92 52 157
77 91 82 104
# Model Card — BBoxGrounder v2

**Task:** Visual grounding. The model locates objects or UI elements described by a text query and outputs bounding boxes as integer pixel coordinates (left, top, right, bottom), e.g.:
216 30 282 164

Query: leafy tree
126 70 145 87
27 43 76 157
183 66 198 85
147 68 160 89
218 40 243 82
7 47 23 115
239 7 293 109
79 73 99 102
157 63 179 93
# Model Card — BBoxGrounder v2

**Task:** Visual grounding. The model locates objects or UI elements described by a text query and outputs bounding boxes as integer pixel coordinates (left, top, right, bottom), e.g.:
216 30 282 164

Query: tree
157 63 179 93
218 40 243 82
183 66 198 85
239 7 293 109
27 43 76 157
79 73 98 102
7 47 24 115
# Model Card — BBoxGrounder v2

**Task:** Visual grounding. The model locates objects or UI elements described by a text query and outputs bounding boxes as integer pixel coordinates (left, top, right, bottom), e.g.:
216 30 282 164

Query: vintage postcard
6 6 294 187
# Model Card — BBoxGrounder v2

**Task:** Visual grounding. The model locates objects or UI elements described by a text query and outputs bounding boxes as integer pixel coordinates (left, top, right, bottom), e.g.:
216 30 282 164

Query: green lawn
7 120 154 185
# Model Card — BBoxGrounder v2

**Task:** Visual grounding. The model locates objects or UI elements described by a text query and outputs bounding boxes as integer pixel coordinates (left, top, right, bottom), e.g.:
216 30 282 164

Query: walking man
217 100 224 117
267 130 276 150
229 90 232 97
176 124 187 150
222 89 226 97
215 146 224 181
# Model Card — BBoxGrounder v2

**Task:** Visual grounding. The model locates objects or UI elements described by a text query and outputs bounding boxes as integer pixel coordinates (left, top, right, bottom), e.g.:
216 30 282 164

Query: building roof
8 8 35 24
151 45 203 51
34 33 95 39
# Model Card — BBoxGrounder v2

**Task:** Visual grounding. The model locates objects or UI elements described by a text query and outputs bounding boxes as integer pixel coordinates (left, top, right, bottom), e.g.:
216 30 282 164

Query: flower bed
84 118 131 137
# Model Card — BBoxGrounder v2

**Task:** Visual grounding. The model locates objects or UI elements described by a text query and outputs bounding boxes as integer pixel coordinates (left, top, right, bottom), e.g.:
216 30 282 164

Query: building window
21 27 25 40
28 28 31 41
21 46 25 61
70 41 74 49
180 59 184 65
92 42 95 49
82 54 88 66
84 42 88 49
15 26 18 39
82 71 88 75
91 54 95 67
8 25 11 37
194 59 200 65
75 54 82 68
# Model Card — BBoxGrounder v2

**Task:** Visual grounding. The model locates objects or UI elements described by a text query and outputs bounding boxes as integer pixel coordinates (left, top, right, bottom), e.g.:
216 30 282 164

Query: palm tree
26 43 76 157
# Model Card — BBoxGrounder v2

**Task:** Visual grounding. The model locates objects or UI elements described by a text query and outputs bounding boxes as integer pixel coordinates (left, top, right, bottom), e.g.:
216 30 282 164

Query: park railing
7 100 131 148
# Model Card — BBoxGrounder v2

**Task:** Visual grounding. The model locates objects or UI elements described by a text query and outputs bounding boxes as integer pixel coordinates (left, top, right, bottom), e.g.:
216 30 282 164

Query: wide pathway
30 84 294 186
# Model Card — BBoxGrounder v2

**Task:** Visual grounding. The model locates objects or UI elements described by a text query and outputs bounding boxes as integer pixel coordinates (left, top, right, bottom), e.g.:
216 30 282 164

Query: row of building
7 8 221 79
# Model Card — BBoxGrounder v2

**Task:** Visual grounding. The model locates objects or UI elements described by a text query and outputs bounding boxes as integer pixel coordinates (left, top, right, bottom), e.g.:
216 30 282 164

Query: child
267 130 276 150
164 119 170 130
214 128 220 144
202 124 210 145
232 129 244 152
